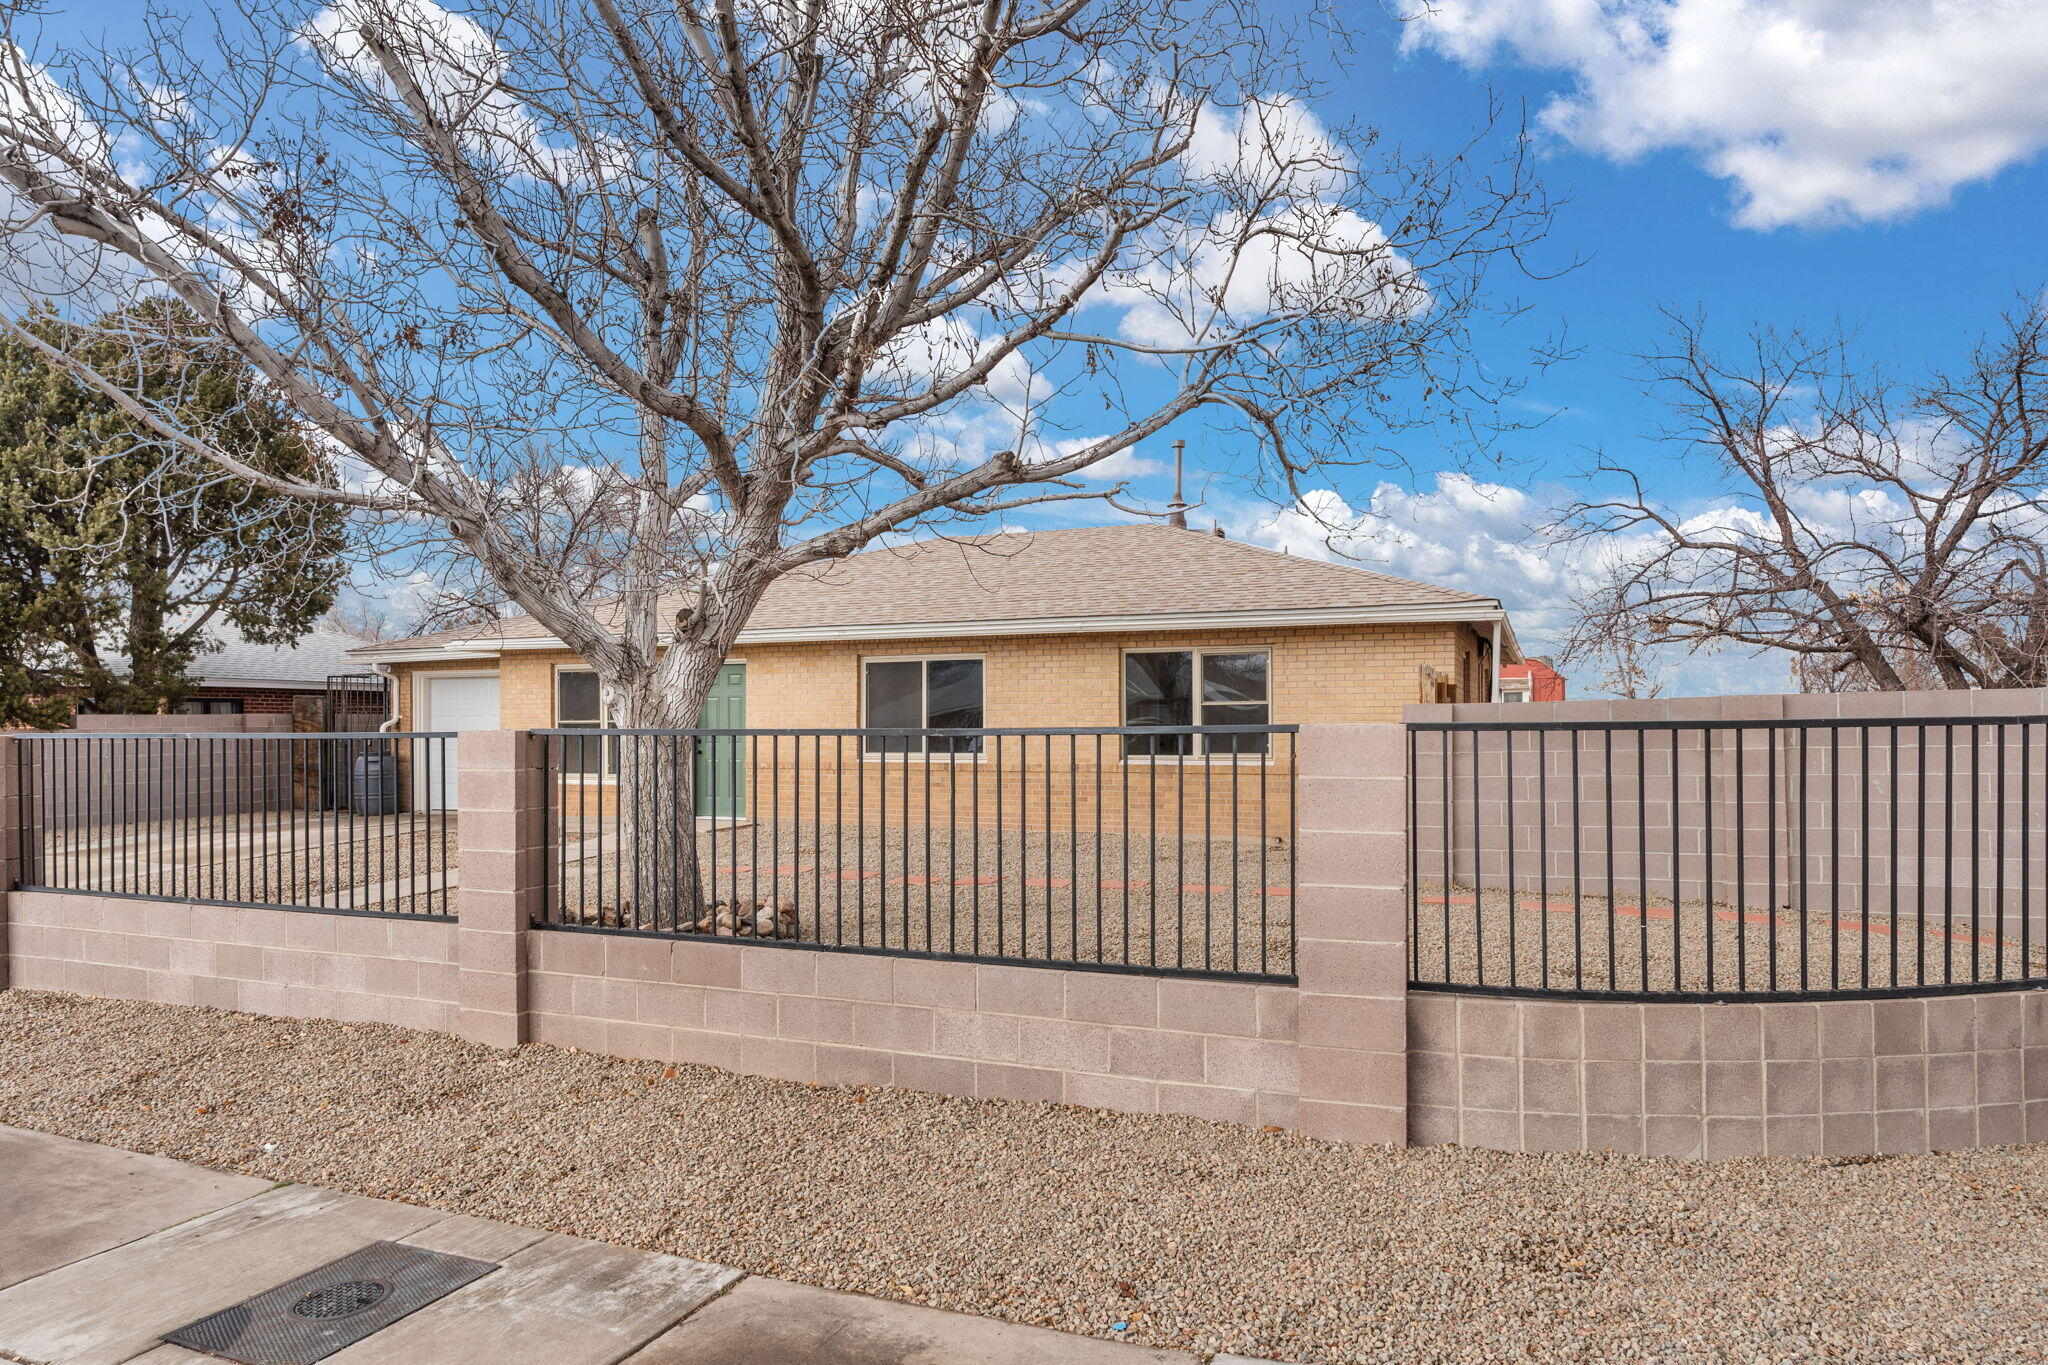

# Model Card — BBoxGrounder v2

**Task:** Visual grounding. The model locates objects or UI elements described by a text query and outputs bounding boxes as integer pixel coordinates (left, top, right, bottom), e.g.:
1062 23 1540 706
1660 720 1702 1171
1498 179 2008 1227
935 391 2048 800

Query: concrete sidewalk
0 1126 1241 1365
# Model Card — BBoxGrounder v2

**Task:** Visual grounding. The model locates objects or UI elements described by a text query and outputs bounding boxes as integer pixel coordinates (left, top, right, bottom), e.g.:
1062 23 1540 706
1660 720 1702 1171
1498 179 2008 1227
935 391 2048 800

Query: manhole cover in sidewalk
162 1240 496 1365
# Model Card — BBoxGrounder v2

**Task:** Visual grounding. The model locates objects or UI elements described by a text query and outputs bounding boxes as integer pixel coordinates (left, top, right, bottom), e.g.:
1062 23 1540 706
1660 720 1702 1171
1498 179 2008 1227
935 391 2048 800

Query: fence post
456 729 544 1047
0 736 18 991
1292 723 1410 1145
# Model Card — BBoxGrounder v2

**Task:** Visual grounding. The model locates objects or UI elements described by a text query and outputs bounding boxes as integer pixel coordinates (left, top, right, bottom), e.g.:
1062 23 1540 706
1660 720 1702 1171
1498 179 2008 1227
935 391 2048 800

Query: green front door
694 663 746 816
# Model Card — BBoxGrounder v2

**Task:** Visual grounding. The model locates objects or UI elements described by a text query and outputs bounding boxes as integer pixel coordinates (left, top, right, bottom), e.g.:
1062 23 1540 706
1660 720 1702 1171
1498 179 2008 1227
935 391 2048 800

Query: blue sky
28 1 2048 694
1068 1 2048 696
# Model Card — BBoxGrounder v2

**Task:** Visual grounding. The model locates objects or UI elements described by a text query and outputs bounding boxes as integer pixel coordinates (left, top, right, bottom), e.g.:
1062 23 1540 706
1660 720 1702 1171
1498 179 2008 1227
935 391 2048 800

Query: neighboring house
353 525 1521 787
171 629 380 716
1498 657 1567 703
95 628 378 717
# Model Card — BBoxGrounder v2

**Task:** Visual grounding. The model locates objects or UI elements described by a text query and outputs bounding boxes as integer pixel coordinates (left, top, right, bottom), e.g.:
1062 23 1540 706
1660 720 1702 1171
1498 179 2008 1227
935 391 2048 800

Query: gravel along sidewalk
4 991 2044 1365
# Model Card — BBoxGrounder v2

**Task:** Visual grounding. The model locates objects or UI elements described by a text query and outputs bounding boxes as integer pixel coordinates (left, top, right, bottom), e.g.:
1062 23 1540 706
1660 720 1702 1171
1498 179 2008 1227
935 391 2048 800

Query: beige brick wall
7 891 459 1032
397 623 1479 834
1408 989 2047 1158
393 621 1487 732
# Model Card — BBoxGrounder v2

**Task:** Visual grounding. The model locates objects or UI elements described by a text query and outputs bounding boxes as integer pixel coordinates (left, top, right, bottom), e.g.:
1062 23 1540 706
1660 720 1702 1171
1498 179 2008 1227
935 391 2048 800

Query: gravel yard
1413 883 2048 994
30 812 460 916
29 814 1292 974
556 820 1294 977
4 990 2043 1364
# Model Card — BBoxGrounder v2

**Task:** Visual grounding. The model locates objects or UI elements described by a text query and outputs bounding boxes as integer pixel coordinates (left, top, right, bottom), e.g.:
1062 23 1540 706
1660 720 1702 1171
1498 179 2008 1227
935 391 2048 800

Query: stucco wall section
6 891 458 1032
1407 988 2048 1158
526 930 1300 1125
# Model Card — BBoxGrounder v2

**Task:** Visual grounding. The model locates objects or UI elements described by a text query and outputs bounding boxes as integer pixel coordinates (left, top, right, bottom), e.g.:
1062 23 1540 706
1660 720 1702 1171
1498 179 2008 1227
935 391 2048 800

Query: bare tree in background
0 0 1549 906
1555 305 2048 692
1560 562 1667 699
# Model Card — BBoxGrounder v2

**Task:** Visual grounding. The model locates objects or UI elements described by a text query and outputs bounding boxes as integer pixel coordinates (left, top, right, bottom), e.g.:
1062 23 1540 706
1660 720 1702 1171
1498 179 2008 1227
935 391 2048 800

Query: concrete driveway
0 1125 1238 1365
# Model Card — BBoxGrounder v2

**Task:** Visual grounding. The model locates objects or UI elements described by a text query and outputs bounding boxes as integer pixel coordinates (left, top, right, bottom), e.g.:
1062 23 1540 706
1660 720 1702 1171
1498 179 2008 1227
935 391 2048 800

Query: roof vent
1167 440 1191 529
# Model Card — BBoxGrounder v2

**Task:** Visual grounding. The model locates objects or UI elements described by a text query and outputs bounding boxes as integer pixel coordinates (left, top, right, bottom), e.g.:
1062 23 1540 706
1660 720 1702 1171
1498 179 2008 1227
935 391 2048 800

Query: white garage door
420 674 500 809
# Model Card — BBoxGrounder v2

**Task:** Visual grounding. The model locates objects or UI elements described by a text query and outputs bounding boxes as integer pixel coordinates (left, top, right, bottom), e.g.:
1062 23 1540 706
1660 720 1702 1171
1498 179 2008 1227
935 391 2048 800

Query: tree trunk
603 634 787 939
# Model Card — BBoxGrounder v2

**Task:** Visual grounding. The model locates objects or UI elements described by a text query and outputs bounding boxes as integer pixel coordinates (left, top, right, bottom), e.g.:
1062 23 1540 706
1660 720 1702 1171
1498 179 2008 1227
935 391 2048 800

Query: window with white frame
863 656 984 753
1123 649 1270 755
555 668 614 774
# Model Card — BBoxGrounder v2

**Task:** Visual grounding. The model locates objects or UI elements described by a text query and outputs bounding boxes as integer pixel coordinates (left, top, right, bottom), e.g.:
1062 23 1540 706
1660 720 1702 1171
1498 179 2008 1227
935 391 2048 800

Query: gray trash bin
351 747 399 815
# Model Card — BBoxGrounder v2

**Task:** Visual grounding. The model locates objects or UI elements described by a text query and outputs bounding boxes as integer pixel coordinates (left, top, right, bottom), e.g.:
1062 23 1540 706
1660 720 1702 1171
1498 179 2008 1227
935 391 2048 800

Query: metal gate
318 673 391 809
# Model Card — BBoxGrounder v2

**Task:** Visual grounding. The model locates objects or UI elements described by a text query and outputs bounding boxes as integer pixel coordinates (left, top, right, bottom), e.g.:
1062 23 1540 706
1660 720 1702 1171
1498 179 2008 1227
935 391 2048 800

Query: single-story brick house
352 525 1518 784
86 627 376 721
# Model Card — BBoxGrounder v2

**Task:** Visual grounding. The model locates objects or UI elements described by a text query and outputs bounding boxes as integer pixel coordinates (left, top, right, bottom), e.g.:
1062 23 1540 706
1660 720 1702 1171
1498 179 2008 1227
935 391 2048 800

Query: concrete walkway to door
0 1126 1263 1365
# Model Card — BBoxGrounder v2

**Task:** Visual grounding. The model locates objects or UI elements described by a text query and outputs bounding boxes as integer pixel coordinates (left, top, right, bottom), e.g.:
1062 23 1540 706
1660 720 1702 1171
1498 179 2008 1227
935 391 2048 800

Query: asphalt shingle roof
201 629 372 684
357 524 1497 655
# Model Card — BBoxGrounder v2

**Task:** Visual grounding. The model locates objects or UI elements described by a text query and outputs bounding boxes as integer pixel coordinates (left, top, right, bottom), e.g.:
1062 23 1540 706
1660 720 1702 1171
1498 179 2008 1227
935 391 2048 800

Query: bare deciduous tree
0 0 1549 904
1559 563 1667 699
1555 304 2048 693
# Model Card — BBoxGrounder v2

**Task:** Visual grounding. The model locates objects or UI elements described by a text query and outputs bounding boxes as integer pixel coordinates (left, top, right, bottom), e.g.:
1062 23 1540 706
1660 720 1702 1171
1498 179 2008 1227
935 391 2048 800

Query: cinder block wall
511 722 1415 1134
17 716 2036 1159
7 891 458 1032
527 933 1301 1125
44 714 297 832
1408 690 2048 940
0 723 1418 1145
1407 990 2047 1157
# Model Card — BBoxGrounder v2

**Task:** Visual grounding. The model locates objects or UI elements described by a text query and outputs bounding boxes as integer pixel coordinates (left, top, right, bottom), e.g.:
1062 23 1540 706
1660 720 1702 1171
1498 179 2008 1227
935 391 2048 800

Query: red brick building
1498 656 1566 702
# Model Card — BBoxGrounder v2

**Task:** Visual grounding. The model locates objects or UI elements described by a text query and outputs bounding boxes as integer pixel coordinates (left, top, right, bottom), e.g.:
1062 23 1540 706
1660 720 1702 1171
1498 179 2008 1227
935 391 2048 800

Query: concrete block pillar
0 736 19 991
455 730 545 1047
1292 724 1410 1145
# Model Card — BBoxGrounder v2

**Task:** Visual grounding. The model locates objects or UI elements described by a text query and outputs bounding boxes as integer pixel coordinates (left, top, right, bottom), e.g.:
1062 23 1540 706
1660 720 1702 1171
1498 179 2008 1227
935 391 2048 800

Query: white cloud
1105 204 1429 347
300 0 620 184
1402 0 2048 228
0 44 112 184
1081 446 1168 481
1235 473 1576 632
1183 94 1352 200
878 315 1037 408
0 51 296 313
1225 472 1794 696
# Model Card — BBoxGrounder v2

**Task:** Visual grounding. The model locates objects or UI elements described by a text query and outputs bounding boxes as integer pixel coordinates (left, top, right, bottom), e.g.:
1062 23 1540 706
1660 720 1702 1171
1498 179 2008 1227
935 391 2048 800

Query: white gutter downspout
372 663 400 732
1490 620 1502 702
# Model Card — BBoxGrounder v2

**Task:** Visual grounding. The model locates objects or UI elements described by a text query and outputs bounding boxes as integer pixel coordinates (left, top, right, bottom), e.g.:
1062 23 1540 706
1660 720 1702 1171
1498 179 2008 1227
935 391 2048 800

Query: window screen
555 671 610 774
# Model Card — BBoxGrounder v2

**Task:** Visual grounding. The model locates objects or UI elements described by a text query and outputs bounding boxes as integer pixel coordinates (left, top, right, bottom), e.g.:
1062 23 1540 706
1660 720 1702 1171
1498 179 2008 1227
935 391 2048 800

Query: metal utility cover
162 1240 497 1365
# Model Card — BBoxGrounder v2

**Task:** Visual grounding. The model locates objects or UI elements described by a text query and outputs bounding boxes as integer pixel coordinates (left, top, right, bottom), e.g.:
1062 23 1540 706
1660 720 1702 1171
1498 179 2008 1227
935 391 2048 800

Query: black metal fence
1409 715 2048 1000
537 726 1298 980
15 732 457 918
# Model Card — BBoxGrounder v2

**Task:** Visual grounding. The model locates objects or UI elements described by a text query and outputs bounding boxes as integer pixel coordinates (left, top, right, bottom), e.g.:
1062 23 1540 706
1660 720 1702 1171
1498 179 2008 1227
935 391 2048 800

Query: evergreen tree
0 303 346 722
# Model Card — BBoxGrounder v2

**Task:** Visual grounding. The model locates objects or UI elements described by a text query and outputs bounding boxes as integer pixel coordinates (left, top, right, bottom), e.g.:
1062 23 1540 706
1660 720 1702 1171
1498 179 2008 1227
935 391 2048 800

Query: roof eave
350 601 1514 659
344 645 502 663
192 675 332 691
